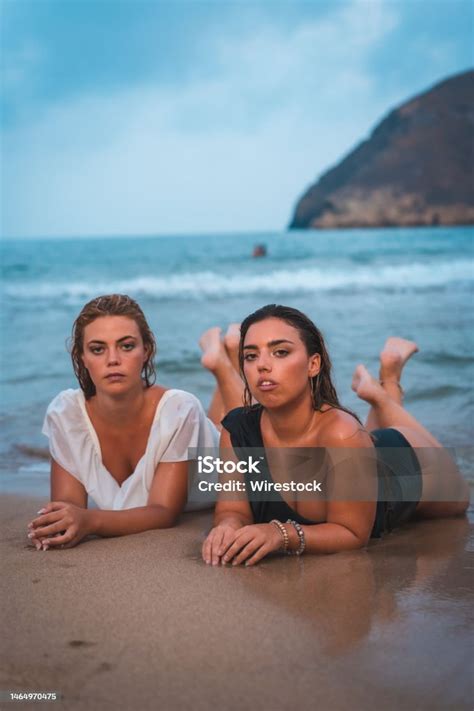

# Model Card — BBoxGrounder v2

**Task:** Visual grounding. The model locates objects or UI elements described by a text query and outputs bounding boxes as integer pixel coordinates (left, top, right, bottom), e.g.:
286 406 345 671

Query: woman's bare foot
379 337 419 383
351 364 387 404
224 323 241 372
199 327 232 373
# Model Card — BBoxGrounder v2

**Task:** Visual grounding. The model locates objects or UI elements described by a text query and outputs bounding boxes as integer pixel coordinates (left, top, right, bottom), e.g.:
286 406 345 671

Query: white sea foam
17 462 50 474
4 260 473 301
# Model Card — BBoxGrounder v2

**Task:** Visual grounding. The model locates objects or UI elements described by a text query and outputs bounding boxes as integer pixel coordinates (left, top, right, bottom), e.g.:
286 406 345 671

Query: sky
1 0 472 238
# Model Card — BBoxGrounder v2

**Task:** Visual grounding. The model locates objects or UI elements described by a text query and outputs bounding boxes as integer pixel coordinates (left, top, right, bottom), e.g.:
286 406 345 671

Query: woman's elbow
346 527 371 550
344 535 369 551
148 505 179 530
357 536 370 550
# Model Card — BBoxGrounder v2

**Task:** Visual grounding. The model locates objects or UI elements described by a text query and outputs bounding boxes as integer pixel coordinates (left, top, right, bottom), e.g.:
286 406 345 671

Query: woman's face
81 316 149 395
242 317 320 408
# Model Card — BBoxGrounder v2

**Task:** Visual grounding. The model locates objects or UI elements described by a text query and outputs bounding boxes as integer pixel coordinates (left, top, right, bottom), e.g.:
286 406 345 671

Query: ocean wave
3 260 473 301
408 384 465 401
423 352 474 366
453 447 474 482
17 462 50 474
14 444 50 460
157 353 201 374
0 371 68 386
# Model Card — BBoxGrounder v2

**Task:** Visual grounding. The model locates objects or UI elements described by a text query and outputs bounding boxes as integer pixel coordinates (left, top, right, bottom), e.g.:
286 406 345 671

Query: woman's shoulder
150 387 219 457
221 405 262 434
316 407 372 447
45 388 83 417
42 389 87 448
153 388 213 433
157 388 204 413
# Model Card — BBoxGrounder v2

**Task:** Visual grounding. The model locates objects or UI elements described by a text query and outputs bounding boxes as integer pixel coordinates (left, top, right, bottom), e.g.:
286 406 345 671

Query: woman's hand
27 502 91 550
202 522 242 566
207 523 284 567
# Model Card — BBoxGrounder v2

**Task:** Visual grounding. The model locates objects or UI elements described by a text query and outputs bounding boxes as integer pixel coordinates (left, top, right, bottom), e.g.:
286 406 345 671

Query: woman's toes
351 364 367 392
224 323 241 370
224 323 241 350
380 337 419 378
199 327 224 371
351 364 382 402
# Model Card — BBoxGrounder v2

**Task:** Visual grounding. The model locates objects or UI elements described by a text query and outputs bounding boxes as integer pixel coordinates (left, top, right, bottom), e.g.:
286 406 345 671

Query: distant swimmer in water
252 244 267 258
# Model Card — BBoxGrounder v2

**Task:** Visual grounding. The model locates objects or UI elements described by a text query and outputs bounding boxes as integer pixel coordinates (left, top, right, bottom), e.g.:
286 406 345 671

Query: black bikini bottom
371 427 423 538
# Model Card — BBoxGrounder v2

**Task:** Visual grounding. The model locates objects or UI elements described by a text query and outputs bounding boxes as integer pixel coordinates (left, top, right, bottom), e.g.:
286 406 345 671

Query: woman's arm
29 459 191 548
212 428 254 528
202 428 254 564
221 421 378 565
288 418 377 553
28 459 88 549
88 460 188 536
51 458 88 507
285 502 376 554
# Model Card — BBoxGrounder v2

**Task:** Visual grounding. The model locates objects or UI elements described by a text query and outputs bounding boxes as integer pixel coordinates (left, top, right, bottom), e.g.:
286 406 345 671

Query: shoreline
2 494 473 710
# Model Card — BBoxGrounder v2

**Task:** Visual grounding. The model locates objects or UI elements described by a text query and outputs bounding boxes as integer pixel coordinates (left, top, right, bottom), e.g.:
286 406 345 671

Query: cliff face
289 71 474 229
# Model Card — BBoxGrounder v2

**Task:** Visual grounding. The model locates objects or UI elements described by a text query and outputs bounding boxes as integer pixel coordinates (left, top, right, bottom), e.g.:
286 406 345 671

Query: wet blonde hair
69 294 157 399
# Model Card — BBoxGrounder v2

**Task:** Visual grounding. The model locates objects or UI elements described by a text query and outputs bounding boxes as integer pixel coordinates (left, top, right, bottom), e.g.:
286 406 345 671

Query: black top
221 406 422 538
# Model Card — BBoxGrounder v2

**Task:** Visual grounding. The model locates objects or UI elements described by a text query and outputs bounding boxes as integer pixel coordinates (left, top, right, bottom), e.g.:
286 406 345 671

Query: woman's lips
257 379 278 391
105 373 125 381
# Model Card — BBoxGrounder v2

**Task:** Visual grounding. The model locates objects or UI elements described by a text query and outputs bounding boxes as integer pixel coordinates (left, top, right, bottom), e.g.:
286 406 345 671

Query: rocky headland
289 70 474 229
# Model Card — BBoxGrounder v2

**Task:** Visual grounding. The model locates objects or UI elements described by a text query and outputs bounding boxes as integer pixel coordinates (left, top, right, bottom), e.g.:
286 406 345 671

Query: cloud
1 39 43 90
4 0 450 238
169 0 399 129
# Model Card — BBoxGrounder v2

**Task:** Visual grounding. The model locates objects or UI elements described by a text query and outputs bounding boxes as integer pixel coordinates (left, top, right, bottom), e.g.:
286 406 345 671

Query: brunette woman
202 305 469 566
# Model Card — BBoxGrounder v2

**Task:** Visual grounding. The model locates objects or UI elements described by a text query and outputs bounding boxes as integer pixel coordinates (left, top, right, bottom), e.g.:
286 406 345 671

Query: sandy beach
1 494 472 711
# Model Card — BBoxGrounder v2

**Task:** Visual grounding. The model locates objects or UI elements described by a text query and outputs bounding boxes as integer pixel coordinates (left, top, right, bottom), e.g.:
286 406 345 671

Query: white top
42 388 219 511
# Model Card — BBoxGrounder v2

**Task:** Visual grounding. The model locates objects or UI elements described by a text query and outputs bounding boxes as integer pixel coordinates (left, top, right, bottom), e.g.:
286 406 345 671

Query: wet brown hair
69 294 157 399
239 304 362 424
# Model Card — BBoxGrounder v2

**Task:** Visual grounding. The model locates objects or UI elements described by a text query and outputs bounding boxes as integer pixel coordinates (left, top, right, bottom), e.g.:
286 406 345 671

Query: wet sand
1 494 473 711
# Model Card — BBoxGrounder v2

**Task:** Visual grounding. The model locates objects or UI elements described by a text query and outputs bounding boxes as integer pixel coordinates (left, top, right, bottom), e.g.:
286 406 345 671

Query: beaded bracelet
286 519 306 556
270 519 289 552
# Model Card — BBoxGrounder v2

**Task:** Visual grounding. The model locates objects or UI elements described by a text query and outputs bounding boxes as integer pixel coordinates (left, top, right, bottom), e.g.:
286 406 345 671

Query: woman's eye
121 343 135 351
273 349 289 357
243 353 257 361
90 347 104 355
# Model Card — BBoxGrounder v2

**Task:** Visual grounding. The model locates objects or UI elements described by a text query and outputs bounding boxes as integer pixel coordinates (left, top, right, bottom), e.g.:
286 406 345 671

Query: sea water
1 226 473 494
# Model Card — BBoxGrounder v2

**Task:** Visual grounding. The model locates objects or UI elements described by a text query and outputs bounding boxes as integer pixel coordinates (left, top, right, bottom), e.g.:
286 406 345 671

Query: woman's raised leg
224 323 241 373
352 364 470 517
365 337 419 430
199 326 244 426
